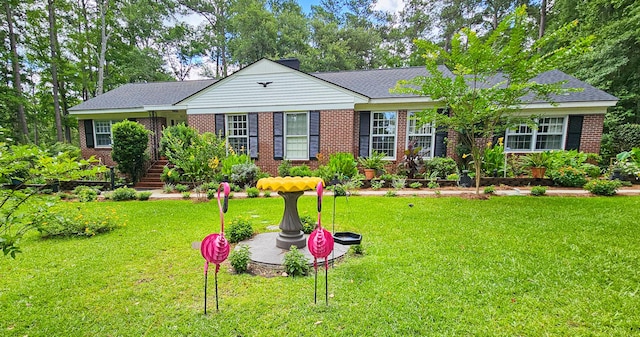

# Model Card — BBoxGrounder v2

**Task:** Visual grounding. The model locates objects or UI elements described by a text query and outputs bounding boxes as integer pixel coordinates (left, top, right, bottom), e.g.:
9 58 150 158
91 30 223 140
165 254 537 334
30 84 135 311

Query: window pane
506 135 532 150
95 121 111 134
227 115 247 137
372 135 395 157
372 112 396 157
96 134 111 146
286 113 307 135
286 136 308 159
409 136 432 157
228 138 248 154
538 117 563 134
536 135 563 150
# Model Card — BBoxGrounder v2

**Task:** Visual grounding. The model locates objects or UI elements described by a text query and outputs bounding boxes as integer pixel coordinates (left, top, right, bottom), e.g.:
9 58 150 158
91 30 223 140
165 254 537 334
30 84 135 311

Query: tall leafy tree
228 0 278 66
393 6 593 194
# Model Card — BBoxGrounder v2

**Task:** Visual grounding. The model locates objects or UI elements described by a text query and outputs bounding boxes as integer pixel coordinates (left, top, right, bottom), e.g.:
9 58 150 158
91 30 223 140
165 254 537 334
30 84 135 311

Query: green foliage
277 160 292 177
409 181 422 189
181 192 191 199
582 164 602 179
384 190 397 197
111 187 138 201
549 166 588 187
161 166 181 184
427 181 440 189
350 244 364 255
263 190 271 198
226 217 254 243
111 121 151 183
73 186 98 202
357 151 385 171
370 179 385 190
221 154 251 177
299 214 316 234
288 164 313 177
611 124 640 154
230 162 260 187
530 186 547 196
163 183 175 193
391 177 406 189
584 180 622 196
33 203 120 238
283 246 309 277
393 6 592 193
327 152 359 179
160 123 198 158
164 127 226 184
229 245 251 274
483 185 496 195
398 144 424 179
175 184 189 193
246 187 260 198
447 173 459 181
137 191 152 201
424 157 457 178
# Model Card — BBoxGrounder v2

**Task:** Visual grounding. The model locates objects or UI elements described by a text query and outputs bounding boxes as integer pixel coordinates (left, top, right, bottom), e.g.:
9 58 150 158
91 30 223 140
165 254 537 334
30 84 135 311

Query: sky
298 0 404 14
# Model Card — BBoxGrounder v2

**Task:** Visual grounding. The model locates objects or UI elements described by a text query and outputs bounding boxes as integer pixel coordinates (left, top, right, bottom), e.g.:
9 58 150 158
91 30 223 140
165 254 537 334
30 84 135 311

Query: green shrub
283 246 310 277
111 187 138 201
584 179 622 196
137 191 152 200
162 183 175 193
289 164 313 177
370 179 385 190
483 185 496 195
231 162 260 187
327 152 359 179
160 123 198 158
612 124 640 154
385 190 397 197
409 181 422 189
246 187 260 198
73 186 98 202
350 244 364 255
111 120 151 183
229 245 251 274
392 178 406 189
446 173 459 181
263 190 271 198
277 160 292 177
427 181 439 189
227 217 254 243
160 166 181 184
299 215 316 234
549 166 588 187
181 192 191 199
530 186 547 196
582 163 601 179
175 184 189 192
206 189 216 200
424 157 457 178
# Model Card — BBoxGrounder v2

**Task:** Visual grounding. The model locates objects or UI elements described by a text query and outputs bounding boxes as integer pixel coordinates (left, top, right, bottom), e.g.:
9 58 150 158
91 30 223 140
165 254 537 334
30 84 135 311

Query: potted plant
358 151 385 180
520 152 552 178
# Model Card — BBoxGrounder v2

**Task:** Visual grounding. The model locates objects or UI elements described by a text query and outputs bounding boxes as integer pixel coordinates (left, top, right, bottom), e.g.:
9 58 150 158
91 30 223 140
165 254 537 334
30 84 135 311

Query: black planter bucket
333 232 362 245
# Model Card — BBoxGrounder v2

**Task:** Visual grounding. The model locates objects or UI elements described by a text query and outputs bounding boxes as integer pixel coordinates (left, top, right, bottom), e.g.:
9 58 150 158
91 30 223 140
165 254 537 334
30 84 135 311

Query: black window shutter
248 113 259 159
565 115 583 151
129 118 137 123
309 111 320 160
84 120 95 148
358 111 371 157
434 109 448 157
215 114 225 137
273 112 284 160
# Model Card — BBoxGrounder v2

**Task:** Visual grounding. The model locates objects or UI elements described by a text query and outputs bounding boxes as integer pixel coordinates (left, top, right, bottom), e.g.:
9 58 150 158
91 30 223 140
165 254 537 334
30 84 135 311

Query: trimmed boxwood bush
530 186 547 196
229 245 251 273
111 187 138 201
549 166 588 187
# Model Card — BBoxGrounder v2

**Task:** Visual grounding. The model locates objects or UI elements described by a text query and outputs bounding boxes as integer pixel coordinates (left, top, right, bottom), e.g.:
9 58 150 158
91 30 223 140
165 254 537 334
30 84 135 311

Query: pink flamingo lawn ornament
307 181 334 305
200 182 231 314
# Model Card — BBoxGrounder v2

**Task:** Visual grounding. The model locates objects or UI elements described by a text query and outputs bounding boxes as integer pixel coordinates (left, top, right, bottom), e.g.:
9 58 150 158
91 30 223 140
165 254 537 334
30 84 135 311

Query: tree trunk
97 0 109 96
48 0 64 142
5 1 29 142
539 0 547 39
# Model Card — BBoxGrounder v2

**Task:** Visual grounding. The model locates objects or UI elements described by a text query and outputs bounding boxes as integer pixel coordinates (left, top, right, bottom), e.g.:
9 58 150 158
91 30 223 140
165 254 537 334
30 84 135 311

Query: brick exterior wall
187 114 217 134
579 114 605 154
396 110 408 161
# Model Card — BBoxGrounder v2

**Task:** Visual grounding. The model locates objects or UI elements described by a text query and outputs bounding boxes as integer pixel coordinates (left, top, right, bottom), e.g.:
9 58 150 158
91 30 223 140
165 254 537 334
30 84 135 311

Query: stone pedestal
276 191 306 249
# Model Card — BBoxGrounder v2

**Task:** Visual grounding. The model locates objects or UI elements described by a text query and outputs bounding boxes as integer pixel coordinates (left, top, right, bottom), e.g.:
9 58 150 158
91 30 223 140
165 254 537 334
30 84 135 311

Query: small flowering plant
33 203 122 238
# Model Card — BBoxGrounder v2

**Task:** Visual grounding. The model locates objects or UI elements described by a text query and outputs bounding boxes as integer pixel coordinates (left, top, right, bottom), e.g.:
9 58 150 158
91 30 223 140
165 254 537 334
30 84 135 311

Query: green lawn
1 196 639 336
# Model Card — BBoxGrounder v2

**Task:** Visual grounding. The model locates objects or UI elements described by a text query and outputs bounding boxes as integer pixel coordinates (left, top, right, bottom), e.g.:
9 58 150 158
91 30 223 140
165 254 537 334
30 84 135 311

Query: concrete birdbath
256 176 324 249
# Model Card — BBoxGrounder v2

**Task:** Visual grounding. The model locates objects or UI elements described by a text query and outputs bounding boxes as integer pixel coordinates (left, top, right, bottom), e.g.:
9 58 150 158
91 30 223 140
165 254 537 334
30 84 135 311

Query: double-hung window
407 112 434 158
285 112 308 159
94 120 116 147
505 117 566 152
371 111 397 159
226 114 248 154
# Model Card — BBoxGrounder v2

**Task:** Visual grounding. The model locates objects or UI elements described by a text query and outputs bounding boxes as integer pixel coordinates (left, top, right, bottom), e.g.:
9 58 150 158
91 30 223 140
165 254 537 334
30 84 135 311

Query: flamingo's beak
222 182 230 213
316 181 323 213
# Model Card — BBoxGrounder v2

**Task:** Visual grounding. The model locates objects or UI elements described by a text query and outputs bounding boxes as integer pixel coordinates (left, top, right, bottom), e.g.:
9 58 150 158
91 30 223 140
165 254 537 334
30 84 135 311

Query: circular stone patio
238 232 349 266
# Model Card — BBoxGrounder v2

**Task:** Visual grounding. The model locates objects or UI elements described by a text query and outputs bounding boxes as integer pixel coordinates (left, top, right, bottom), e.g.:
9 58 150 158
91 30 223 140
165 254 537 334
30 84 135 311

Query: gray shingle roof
69 79 217 111
70 62 616 112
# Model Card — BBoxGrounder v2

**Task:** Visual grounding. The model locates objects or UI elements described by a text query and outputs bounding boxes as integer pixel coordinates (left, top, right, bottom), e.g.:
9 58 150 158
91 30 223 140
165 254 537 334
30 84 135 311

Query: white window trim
406 111 435 159
284 111 309 160
225 113 249 154
94 120 115 148
505 116 568 153
369 111 398 160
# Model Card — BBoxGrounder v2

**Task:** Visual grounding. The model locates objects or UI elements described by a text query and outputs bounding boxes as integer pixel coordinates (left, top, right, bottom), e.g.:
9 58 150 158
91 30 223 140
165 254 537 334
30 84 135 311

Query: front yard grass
1 196 639 336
